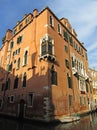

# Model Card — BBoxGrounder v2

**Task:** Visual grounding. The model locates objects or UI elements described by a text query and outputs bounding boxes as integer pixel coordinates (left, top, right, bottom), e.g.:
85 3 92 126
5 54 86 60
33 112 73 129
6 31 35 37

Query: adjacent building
89 68 97 110
0 7 93 122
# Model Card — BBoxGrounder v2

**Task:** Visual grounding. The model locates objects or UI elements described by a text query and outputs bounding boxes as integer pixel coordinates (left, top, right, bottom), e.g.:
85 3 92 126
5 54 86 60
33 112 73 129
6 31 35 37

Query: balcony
39 54 56 63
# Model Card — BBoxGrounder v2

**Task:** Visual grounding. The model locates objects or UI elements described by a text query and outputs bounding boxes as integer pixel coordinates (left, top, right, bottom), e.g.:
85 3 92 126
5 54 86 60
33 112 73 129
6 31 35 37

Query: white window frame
49 15 54 27
27 93 34 107
22 47 29 66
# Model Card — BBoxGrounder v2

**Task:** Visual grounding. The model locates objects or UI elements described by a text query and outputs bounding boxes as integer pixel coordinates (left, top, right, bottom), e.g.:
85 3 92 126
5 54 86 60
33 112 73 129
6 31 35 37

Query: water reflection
0 113 97 130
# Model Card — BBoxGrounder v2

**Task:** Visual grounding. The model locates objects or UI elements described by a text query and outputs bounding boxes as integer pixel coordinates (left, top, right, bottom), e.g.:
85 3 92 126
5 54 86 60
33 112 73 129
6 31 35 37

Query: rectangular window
69 95 73 107
64 45 68 53
48 42 52 55
17 36 22 44
71 57 75 67
7 63 12 72
41 44 47 56
14 77 18 89
67 74 72 88
51 70 57 85
14 29 17 35
50 16 54 27
28 93 34 107
69 36 73 46
10 95 15 103
86 82 88 92
19 24 23 30
58 24 61 34
65 59 69 69
17 48 20 54
63 30 68 41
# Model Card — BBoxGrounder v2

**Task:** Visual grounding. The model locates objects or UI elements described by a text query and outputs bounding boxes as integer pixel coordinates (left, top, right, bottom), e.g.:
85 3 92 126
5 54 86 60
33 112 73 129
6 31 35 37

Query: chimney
6 29 12 41
33 9 38 17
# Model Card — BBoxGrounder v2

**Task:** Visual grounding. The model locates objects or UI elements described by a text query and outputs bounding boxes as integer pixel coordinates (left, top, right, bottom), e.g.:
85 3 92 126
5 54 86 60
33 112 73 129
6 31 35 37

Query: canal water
0 113 97 130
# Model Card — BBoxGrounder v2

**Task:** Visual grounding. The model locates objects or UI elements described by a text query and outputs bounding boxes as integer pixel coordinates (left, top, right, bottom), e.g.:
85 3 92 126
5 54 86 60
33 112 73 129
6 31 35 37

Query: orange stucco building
88 68 97 110
0 7 93 122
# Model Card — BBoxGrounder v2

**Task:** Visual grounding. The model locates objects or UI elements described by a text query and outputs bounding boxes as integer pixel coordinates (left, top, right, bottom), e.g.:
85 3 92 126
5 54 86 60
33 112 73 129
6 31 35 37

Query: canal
0 113 97 130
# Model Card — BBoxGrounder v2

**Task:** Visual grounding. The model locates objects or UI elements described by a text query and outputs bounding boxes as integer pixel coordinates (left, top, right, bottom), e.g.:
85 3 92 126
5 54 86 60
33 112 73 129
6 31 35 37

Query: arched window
14 75 18 89
23 73 27 87
67 74 72 89
51 65 57 85
17 58 20 69
6 78 10 90
24 50 28 65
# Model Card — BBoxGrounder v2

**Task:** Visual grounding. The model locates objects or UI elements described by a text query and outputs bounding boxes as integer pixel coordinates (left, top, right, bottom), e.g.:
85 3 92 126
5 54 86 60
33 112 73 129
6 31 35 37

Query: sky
0 0 97 70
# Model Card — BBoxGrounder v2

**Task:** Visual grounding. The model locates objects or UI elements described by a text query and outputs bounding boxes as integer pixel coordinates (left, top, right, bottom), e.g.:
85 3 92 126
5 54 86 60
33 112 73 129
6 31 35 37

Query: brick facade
0 7 93 122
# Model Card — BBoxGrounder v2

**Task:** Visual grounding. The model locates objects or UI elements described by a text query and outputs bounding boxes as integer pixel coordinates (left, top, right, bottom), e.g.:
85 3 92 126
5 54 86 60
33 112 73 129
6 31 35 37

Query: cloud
47 0 97 69
87 41 97 52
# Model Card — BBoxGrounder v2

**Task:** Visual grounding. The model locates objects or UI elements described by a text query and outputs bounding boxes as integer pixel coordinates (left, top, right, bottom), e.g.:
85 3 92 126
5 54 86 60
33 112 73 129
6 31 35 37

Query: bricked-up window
67 74 72 88
69 95 73 107
17 36 22 44
22 73 27 87
50 16 54 27
65 59 69 69
51 70 58 85
28 93 34 107
14 76 18 89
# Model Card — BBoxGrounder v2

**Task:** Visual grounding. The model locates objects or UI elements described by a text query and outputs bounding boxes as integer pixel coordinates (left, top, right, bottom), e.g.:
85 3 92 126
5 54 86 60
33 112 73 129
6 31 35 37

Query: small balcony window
41 39 53 56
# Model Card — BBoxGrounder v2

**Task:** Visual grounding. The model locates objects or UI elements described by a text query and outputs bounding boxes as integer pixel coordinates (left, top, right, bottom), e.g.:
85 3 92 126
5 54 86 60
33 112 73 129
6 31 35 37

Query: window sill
22 64 27 67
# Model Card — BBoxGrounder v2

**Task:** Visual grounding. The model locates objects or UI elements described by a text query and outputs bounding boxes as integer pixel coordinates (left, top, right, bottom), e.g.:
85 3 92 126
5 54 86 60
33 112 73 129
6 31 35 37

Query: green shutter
63 31 68 41
68 76 72 88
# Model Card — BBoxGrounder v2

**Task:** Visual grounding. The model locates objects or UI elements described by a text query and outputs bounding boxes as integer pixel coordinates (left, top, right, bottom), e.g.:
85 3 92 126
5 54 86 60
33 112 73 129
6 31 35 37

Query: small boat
59 115 80 123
